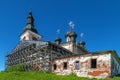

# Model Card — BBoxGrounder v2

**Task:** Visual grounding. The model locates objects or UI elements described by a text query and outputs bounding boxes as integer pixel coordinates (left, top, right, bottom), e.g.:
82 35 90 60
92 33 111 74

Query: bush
6 64 24 72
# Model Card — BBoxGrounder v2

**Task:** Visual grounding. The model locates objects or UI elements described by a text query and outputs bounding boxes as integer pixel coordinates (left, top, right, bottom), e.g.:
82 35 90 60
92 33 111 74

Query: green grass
0 71 120 80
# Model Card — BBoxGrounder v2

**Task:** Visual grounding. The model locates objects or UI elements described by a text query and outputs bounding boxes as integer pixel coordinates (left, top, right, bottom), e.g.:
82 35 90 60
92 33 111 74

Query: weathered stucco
52 52 120 78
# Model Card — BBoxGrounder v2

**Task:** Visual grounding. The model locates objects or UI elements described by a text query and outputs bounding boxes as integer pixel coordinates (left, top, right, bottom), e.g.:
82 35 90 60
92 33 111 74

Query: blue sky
0 0 120 71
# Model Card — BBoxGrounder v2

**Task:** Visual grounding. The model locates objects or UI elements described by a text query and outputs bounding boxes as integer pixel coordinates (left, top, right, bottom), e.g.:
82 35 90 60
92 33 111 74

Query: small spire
27 11 34 26
23 12 38 33
68 21 75 31
79 33 85 47
55 29 62 44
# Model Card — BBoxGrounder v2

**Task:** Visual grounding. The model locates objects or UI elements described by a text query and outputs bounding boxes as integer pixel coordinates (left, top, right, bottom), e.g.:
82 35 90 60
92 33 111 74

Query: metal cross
56 29 60 37
69 21 75 31
80 33 84 40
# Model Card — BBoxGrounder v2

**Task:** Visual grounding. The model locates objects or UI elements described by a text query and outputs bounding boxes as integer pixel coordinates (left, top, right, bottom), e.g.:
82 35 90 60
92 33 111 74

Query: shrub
6 64 24 72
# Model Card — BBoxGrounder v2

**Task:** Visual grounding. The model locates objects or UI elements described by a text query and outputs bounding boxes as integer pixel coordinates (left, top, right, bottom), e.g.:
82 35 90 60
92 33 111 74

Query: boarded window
75 61 79 70
91 59 97 68
63 62 67 69
53 64 57 70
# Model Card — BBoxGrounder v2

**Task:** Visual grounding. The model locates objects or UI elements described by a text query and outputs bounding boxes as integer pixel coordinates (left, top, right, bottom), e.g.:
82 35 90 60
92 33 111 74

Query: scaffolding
6 40 73 72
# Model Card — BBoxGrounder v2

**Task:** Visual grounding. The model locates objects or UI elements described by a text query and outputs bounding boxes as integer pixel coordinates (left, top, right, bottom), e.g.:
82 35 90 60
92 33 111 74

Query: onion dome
55 37 62 44
79 41 86 47
65 31 77 38
24 12 38 33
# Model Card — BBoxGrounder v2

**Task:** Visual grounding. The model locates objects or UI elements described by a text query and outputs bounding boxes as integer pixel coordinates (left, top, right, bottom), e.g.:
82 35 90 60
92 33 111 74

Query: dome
24 24 38 33
65 31 77 38
23 12 38 34
55 37 62 44
79 41 86 46
55 37 62 42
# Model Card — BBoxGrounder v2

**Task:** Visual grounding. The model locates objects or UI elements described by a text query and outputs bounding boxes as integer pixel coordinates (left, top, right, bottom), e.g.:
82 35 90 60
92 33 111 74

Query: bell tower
20 12 41 41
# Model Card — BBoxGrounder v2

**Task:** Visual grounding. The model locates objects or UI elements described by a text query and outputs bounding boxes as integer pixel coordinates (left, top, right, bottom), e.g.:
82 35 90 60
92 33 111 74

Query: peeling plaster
52 53 120 78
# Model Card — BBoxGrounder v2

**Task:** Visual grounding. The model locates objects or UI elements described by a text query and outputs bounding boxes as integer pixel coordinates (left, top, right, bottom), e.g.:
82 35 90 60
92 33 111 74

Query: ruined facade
6 12 120 78
52 50 120 78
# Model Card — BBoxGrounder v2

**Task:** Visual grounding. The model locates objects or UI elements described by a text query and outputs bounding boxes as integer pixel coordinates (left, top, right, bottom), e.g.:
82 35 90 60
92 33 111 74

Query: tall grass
0 71 119 80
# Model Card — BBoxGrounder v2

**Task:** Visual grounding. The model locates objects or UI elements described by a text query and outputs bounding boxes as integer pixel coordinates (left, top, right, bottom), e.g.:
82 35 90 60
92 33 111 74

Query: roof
6 40 73 57
48 41 73 54
55 37 62 42
60 42 88 53
6 40 48 56
23 24 38 34
53 50 120 64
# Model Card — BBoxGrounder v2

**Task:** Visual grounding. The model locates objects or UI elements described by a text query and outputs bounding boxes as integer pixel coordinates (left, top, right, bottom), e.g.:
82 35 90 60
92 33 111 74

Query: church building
6 12 120 78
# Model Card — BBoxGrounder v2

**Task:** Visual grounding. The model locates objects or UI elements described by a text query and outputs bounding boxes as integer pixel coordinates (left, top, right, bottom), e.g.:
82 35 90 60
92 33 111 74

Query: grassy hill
0 71 120 80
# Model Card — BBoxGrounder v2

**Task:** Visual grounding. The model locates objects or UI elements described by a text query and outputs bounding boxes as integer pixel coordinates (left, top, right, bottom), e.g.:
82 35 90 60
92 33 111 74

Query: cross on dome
56 29 60 37
68 21 75 31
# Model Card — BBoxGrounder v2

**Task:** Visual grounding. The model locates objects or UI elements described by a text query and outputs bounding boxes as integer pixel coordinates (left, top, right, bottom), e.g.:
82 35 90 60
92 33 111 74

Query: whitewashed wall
52 53 112 78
